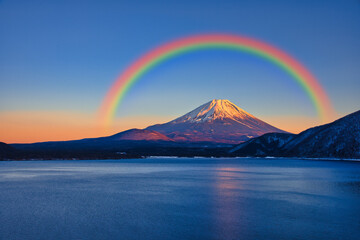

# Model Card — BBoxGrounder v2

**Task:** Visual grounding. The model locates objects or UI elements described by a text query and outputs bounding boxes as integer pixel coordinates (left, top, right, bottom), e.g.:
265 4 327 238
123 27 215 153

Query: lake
0 158 359 240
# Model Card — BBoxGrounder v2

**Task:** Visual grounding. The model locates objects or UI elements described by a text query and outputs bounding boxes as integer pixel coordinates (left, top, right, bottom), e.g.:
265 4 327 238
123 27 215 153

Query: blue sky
0 0 359 141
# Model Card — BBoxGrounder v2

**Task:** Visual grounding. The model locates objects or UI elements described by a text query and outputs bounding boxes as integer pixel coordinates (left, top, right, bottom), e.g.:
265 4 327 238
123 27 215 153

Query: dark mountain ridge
231 110 360 159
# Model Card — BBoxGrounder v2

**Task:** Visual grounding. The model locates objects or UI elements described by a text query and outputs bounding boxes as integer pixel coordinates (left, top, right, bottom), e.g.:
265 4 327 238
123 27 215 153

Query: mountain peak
171 99 256 124
146 99 286 143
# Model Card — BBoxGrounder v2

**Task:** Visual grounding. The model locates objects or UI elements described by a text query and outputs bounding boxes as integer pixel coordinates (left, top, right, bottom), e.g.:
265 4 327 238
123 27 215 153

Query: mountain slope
229 133 295 156
0 142 19 160
12 129 173 151
282 110 360 158
147 99 287 143
231 110 360 159
105 129 173 141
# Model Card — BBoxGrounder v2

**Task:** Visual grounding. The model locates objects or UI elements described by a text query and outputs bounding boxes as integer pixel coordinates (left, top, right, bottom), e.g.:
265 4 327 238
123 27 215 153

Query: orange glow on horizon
0 111 174 143
0 111 340 144
260 115 325 134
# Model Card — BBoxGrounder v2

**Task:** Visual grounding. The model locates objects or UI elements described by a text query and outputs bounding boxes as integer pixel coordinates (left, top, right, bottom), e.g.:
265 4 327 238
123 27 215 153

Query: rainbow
99 34 334 128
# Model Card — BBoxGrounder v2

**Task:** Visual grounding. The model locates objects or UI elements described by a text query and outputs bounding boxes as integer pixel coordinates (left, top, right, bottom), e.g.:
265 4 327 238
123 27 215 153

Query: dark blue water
0 158 359 240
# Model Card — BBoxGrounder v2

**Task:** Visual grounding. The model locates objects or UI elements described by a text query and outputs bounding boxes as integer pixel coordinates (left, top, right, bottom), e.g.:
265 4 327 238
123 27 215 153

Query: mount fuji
146 99 287 143
8 101 360 159
9 99 288 159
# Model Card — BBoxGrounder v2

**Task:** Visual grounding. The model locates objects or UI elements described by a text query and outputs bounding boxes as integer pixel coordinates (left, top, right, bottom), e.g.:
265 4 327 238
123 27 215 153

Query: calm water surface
0 158 359 240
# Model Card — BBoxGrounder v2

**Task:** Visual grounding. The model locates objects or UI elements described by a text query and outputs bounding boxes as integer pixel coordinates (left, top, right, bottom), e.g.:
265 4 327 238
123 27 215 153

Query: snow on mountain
147 99 287 144
171 99 259 124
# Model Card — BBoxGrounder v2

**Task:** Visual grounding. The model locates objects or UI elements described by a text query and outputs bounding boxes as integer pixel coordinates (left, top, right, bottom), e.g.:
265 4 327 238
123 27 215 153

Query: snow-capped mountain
170 99 264 124
146 99 287 143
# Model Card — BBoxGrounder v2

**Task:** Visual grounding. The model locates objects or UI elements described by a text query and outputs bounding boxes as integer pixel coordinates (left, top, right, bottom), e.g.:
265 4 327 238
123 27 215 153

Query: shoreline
1 156 360 162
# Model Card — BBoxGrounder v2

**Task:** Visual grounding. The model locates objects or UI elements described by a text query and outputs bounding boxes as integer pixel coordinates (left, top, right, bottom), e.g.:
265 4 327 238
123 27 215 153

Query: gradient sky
1 0 359 143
